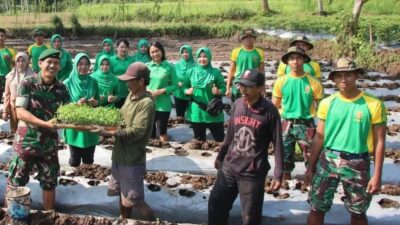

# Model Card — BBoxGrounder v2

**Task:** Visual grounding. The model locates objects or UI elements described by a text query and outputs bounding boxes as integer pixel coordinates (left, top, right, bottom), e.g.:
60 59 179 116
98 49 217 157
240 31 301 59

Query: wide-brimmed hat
328 58 364 80
118 62 150 81
281 47 311 64
235 69 265 87
290 36 314 50
240 28 257 40
38 49 61 61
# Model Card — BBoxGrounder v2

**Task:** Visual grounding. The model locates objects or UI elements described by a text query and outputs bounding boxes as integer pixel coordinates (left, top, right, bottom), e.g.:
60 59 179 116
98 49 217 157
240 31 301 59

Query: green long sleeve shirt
112 92 155 166
110 55 135 98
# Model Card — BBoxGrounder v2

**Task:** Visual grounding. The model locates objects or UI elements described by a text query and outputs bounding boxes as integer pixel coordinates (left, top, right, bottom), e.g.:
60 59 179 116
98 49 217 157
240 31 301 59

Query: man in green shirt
28 29 50 73
92 62 155 220
0 28 16 102
305 58 387 225
277 36 322 80
226 28 265 101
272 47 324 183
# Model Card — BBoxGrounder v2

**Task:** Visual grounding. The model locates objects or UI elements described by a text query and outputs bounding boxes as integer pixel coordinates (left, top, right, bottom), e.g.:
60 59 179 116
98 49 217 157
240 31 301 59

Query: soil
0 132 14 145
180 174 216 190
385 149 400 163
187 140 222 151
0 209 177 225
61 164 111 181
167 117 186 128
380 184 400 196
148 139 171 148
377 198 400 209
7 37 400 76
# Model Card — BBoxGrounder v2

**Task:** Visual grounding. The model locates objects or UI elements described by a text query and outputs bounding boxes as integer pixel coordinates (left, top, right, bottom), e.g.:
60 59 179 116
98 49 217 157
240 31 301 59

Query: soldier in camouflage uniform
7 49 70 210
272 47 324 182
305 58 387 225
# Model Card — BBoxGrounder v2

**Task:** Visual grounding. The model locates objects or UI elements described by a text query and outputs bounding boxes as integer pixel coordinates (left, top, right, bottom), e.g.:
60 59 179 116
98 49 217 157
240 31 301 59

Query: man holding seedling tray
7 49 70 210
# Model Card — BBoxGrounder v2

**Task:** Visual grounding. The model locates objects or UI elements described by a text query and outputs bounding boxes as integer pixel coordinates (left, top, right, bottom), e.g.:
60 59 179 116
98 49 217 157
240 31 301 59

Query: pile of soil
180 174 216 190
0 132 13 145
62 164 111 181
145 172 169 186
377 198 400 209
385 149 400 163
167 117 185 127
173 146 189 157
188 140 222 151
148 139 171 148
98 137 114 145
380 184 400 196
0 209 177 225
0 162 9 171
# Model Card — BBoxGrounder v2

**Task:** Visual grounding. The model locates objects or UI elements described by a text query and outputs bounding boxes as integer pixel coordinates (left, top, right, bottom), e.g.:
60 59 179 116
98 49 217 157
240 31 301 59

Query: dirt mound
180 174 216 190
62 164 111 181
0 132 14 145
188 140 221 151
148 139 171 148
0 209 177 225
145 172 169 186
377 198 400 209
99 137 114 145
0 163 9 171
380 184 400 196
385 149 400 163
167 117 185 127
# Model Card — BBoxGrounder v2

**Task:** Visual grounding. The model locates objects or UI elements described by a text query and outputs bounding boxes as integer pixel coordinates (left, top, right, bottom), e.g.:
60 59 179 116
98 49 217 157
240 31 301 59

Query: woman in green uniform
173 44 195 119
184 47 226 142
91 55 119 107
93 38 115 72
146 41 177 143
110 39 135 108
50 34 72 81
63 53 100 167
133 38 151 63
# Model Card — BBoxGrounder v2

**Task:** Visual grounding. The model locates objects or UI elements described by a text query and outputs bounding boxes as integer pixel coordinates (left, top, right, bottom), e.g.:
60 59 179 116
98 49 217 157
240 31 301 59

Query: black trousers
174 96 189 118
69 145 96 167
151 111 171 138
191 122 225 142
208 166 267 225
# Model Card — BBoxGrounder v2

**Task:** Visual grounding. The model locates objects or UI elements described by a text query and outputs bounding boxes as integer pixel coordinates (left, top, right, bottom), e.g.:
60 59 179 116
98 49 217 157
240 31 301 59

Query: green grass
0 0 399 41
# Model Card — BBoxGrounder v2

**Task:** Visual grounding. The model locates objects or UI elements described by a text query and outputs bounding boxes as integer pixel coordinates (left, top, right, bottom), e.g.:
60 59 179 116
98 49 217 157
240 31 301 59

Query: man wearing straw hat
7 49 70 210
305 58 386 225
277 36 322 80
272 47 324 184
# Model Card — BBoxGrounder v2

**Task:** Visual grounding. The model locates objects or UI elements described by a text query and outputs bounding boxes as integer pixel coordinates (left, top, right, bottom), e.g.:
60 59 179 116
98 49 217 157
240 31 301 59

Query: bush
51 15 64 35
70 14 82 37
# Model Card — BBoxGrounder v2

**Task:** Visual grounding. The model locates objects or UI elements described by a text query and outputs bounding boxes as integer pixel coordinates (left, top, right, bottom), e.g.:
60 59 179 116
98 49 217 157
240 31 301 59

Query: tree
351 0 369 35
261 0 270 13
316 0 325 15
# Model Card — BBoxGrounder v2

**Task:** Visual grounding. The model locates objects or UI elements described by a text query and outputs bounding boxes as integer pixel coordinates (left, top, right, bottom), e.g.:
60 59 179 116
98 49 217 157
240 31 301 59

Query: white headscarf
6 52 35 100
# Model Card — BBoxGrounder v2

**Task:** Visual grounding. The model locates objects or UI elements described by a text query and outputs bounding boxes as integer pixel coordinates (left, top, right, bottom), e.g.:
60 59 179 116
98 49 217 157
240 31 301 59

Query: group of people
0 26 387 225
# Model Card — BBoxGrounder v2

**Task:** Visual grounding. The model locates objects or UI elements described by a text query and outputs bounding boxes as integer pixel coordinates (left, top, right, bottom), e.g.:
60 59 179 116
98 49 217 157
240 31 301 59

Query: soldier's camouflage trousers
309 150 372 214
282 119 315 173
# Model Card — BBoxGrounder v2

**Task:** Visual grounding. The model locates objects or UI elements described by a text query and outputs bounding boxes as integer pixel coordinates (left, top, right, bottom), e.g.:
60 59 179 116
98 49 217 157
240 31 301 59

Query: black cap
38 49 61 61
235 69 265 87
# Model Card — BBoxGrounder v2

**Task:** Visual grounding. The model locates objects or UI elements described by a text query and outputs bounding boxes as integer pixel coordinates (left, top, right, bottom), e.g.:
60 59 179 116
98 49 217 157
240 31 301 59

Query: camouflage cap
290 36 314 50
281 46 311 64
240 28 257 40
328 58 364 80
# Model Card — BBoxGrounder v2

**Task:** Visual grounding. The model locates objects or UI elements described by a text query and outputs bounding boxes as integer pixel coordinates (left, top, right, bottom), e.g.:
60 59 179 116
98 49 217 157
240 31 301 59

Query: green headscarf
64 53 97 102
134 39 151 63
50 34 69 71
175 44 195 80
192 47 215 89
93 38 115 71
90 55 118 89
